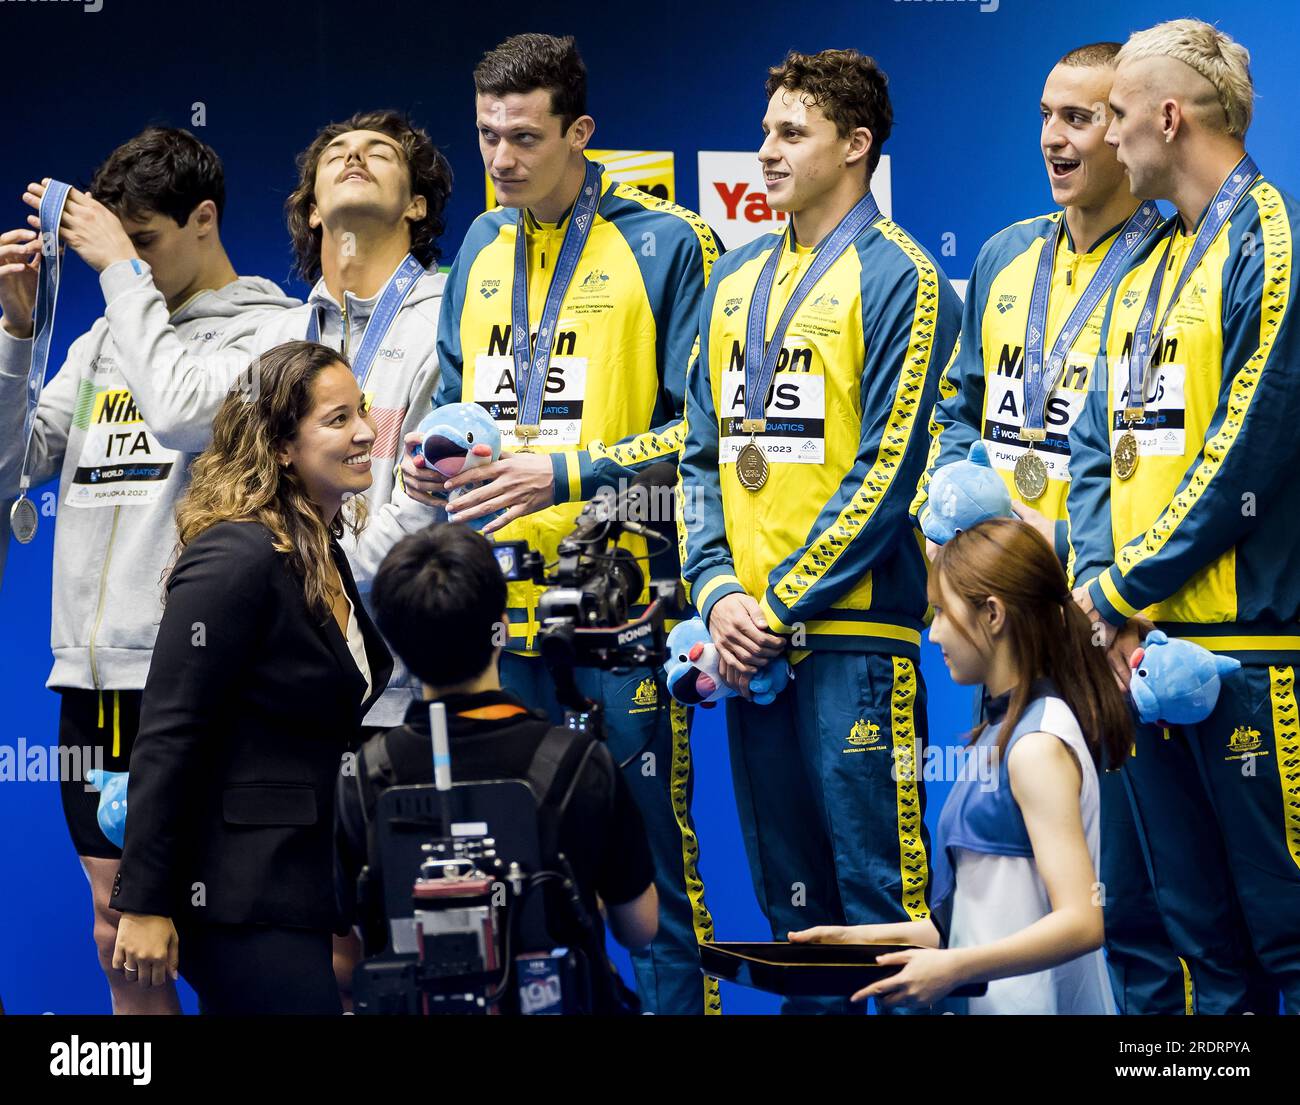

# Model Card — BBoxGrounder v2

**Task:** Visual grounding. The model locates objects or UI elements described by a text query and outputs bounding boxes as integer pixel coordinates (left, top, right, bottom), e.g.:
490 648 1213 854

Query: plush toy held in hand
663 617 792 707
86 768 128 849
414 402 503 530
919 441 1015 545
1128 629 1241 726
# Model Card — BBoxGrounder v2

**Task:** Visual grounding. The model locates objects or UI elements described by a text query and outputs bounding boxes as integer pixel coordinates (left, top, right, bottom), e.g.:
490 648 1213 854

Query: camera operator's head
373 524 508 696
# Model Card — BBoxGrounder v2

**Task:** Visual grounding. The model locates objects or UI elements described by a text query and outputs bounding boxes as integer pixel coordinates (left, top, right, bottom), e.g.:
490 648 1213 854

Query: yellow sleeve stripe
802 619 923 647
611 183 720 284
908 334 962 517
1178 634 1300 652
1116 182 1290 582
695 572 744 611
1099 566 1141 620
770 223 940 612
563 451 582 502
758 596 794 634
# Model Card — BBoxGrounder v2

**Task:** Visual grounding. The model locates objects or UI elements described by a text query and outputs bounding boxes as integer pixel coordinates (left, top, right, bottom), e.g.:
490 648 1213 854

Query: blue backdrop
2 0 1295 1014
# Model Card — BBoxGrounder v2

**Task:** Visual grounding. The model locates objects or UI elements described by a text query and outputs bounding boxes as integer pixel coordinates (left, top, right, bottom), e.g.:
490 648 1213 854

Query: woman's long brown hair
928 517 1131 769
172 340 368 620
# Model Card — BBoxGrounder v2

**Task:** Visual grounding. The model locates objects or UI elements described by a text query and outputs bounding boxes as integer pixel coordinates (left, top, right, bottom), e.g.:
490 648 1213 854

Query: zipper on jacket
340 300 350 358
88 504 122 695
1066 249 1084 288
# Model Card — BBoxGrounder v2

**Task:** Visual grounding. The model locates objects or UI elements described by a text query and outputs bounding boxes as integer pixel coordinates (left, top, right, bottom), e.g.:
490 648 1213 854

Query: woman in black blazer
110 341 393 1014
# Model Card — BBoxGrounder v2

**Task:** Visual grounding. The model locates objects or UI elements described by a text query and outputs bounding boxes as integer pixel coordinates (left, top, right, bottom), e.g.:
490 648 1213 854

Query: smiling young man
0 128 298 1014
905 43 1187 1015
679 48 961 1014
1069 19 1300 1013
431 34 724 1016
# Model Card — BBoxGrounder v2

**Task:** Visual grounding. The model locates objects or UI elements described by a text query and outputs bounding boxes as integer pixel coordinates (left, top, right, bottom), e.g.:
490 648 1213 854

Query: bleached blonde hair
1118 19 1253 137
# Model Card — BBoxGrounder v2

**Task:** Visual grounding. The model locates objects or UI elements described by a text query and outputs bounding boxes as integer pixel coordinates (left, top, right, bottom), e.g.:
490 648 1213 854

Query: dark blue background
2 0 1294 1014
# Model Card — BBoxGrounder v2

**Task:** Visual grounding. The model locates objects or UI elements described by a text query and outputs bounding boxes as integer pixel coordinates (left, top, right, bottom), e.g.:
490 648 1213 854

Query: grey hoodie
87 257 447 725
0 269 299 692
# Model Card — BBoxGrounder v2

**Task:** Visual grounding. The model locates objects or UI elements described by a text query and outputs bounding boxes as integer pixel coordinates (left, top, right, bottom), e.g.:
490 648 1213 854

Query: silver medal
10 495 38 544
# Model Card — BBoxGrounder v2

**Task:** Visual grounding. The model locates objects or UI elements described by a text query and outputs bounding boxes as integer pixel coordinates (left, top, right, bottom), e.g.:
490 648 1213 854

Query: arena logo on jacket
485 149 676 208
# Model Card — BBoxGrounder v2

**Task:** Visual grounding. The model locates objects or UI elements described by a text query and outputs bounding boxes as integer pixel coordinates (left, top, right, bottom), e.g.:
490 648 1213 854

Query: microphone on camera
618 463 677 538
571 462 678 542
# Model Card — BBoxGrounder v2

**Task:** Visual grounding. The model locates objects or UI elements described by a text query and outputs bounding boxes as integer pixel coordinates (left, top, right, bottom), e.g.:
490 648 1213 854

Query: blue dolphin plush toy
1128 629 1241 726
86 768 129 849
919 441 1015 545
663 617 792 707
414 402 504 531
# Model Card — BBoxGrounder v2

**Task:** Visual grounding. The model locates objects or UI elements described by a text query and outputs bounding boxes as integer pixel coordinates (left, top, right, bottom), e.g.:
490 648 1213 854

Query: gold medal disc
1013 450 1048 503
736 440 768 492
1114 429 1140 481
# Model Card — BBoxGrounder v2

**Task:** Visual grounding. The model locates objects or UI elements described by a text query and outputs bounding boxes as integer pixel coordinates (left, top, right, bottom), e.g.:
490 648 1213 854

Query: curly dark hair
175 341 368 620
765 49 894 175
473 33 587 134
285 109 451 282
89 127 225 227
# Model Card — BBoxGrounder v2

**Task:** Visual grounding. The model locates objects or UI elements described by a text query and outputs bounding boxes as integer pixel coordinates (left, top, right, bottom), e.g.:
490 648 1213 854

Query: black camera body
490 465 683 729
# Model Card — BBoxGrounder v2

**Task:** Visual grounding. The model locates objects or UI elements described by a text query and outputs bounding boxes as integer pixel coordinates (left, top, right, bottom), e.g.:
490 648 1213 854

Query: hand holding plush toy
663 617 792 706
414 402 503 530
919 441 1015 546
1128 629 1241 726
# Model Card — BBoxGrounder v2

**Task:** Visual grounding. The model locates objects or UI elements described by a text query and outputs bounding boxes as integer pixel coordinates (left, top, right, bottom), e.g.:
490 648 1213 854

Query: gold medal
1114 429 1139 481
9 494 37 544
514 422 540 452
1013 449 1048 503
736 438 768 492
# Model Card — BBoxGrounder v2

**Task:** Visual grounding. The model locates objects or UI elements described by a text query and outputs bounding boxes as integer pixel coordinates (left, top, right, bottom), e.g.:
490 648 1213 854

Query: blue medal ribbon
742 191 881 429
1124 154 1259 421
510 159 603 439
17 180 73 495
1020 199 1161 440
304 252 426 388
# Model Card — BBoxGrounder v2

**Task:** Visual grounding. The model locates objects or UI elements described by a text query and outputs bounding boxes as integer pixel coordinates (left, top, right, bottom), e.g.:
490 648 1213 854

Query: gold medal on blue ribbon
1113 429 1139 481
738 192 882 497
736 434 768 492
1013 447 1048 502
1116 156 1260 486
1017 202 1161 504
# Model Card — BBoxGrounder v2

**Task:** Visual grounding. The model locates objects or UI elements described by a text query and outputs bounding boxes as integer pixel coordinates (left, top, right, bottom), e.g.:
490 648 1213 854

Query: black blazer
111 520 392 931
